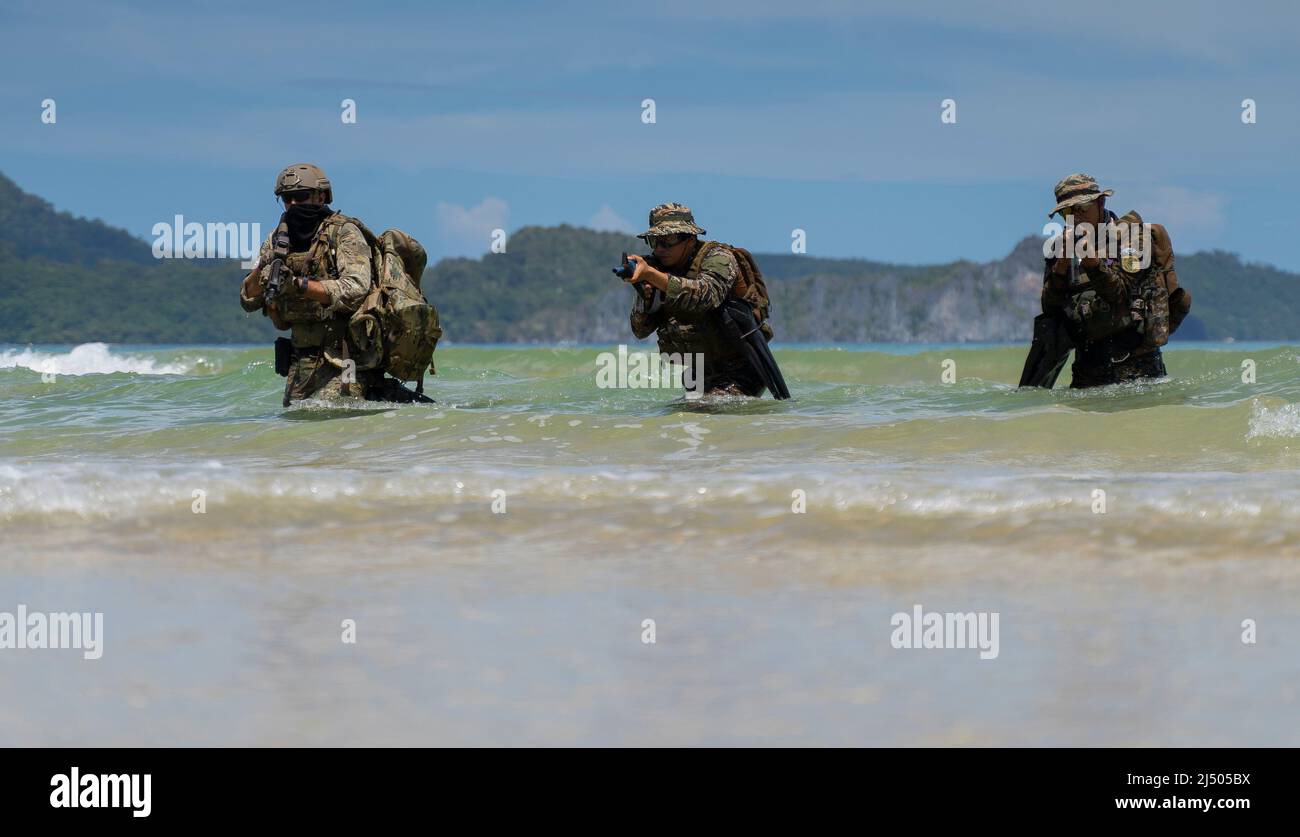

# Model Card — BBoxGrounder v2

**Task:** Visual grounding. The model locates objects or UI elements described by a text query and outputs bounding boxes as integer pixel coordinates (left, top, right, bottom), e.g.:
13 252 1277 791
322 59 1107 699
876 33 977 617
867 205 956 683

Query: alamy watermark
152 215 261 268
50 768 150 817
890 604 999 660
0 605 103 659
596 345 705 399
1042 218 1153 270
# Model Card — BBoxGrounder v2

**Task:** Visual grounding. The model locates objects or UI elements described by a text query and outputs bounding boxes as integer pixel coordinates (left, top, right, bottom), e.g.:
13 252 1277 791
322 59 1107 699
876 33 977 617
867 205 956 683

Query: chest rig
272 215 348 349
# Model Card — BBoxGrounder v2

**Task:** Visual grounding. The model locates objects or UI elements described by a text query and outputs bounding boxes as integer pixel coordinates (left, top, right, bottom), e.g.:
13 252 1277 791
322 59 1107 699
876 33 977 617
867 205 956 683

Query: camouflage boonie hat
275 162 333 203
637 203 706 239
1048 173 1113 217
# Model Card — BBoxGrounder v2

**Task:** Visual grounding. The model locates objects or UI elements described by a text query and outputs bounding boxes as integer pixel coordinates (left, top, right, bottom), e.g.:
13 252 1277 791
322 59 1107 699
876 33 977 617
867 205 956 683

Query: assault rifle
614 252 664 313
262 218 292 303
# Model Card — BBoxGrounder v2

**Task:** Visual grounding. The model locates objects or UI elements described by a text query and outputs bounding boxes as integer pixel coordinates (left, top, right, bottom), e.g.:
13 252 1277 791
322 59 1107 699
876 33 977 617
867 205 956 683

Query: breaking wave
0 343 197 376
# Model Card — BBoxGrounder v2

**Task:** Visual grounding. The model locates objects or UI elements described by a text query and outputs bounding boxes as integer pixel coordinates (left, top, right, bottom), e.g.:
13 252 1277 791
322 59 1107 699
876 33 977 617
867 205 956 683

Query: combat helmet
274 162 333 203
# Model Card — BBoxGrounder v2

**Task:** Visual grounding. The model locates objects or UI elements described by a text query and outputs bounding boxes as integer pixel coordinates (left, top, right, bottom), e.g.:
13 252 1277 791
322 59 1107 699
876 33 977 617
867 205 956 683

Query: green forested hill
0 173 275 343
424 227 1294 343
1 172 1296 344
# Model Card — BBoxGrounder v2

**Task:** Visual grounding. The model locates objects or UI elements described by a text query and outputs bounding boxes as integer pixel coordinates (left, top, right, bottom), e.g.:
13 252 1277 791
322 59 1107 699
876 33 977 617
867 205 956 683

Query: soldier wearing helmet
239 163 378 406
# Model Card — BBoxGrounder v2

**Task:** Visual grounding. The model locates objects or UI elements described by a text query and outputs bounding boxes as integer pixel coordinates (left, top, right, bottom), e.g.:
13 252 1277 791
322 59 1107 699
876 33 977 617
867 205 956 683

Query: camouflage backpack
1117 211 1174 351
318 215 443 390
688 241 774 339
1064 210 1171 351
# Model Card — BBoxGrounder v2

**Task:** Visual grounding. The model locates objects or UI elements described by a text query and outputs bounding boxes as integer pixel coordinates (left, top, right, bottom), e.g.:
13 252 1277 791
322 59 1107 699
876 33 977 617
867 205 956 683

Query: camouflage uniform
1040 174 1192 388
629 204 765 396
240 215 373 406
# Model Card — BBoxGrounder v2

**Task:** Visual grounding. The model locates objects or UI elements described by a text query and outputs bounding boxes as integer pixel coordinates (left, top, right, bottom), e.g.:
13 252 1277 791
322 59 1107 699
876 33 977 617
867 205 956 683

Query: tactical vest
272 225 351 351
1063 211 1170 352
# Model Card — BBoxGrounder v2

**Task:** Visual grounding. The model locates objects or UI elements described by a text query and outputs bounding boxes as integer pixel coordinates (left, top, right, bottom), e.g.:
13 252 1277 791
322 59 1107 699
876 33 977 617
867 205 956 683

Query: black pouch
274 337 293 377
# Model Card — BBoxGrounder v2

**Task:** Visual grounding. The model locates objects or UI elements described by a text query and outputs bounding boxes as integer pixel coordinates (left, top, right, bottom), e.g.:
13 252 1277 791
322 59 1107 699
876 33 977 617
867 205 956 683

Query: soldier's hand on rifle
622 254 648 284
620 257 655 300
1052 254 1099 275
276 269 300 298
1052 228 1101 274
242 266 264 297
626 255 670 292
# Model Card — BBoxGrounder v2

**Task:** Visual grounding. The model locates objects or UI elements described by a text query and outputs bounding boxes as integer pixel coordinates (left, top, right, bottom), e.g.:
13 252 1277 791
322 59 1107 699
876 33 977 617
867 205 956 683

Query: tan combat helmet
637 202 707 240
274 162 333 203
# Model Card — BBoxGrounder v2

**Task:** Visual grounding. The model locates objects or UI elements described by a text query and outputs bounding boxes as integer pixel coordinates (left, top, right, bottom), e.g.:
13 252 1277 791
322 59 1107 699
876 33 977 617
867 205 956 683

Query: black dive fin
719 299 791 400
1019 313 1074 389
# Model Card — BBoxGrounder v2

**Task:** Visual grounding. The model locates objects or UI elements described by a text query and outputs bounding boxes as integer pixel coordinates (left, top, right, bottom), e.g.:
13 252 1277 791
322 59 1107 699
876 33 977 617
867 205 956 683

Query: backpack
1119 211 1177 351
688 241 774 340
318 215 443 390
1063 210 1172 351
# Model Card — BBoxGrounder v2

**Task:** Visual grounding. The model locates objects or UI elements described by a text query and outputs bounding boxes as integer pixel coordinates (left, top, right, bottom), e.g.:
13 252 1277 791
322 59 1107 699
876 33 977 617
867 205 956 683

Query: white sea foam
1247 401 1300 439
3 460 1297 528
0 343 192 376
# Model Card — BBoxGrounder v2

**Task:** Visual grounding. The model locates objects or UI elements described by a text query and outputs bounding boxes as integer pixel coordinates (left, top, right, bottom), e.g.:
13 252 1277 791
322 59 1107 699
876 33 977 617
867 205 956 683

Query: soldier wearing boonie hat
637 202 709 239
1047 172 1114 219
1035 174 1192 388
621 203 774 397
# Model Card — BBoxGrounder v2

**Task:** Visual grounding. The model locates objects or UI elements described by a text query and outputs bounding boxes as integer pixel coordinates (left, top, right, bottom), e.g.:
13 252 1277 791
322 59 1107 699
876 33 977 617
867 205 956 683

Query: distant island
2 171 1293 344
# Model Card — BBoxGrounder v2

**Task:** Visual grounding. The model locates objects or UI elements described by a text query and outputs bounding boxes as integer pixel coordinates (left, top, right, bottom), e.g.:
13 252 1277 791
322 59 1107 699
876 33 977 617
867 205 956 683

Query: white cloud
434 197 510 257
588 204 634 233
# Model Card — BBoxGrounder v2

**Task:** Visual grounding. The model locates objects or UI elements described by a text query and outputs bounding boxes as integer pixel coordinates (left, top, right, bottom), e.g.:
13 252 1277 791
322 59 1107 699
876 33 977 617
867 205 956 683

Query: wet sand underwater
2 342 1297 745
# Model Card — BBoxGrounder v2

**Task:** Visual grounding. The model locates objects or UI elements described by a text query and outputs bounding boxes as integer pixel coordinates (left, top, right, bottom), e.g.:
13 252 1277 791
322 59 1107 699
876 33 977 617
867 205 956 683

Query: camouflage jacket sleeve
664 245 737 315
239 233 275 312
1087 259 1131 306
1043 257 1129 310
630 289 665 339
1041 217 1131 311
320 221 372 316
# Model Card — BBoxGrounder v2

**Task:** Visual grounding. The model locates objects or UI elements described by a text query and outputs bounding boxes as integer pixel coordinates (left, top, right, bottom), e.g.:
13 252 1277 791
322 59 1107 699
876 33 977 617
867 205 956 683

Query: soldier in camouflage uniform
623 203 767 396
1041 173 1192 388
239 163 378 406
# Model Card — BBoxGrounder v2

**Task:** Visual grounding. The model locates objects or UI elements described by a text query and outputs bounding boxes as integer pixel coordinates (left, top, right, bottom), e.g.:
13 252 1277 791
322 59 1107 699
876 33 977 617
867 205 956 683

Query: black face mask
283 203 333 252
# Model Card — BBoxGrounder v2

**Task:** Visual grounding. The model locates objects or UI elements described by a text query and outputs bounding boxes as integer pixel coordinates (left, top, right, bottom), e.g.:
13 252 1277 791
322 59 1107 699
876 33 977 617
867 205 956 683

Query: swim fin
1019 313 1074 389
717 298 791 400
367 377 435 404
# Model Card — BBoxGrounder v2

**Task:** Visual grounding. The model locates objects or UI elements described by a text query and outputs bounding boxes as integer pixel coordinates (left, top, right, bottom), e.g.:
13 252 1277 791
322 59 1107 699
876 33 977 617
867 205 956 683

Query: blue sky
2 0 1298 267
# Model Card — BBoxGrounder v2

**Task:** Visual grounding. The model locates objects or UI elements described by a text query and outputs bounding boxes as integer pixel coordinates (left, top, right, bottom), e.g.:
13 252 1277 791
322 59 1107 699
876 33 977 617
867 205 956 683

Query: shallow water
1 341 1297 745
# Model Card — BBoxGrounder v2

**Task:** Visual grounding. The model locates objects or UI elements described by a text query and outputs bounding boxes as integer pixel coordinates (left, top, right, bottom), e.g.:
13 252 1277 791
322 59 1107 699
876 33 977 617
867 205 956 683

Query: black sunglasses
646 234 688 248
